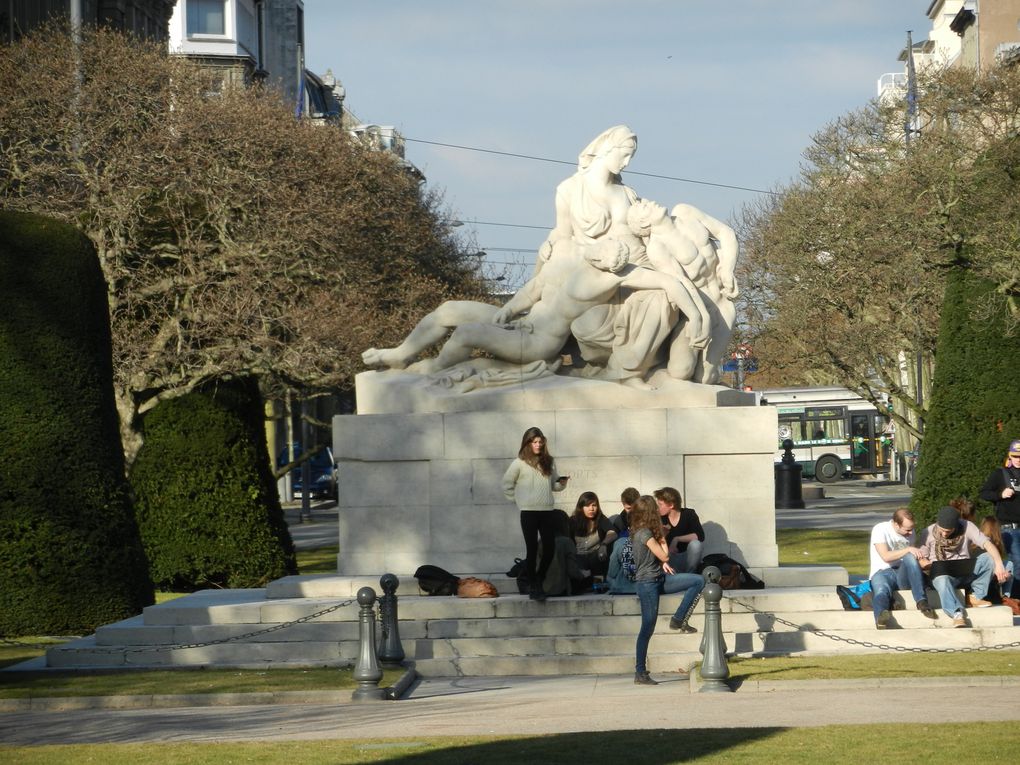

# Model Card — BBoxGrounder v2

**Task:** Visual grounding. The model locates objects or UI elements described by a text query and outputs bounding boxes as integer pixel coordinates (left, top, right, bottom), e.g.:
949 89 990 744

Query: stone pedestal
332 371 778 576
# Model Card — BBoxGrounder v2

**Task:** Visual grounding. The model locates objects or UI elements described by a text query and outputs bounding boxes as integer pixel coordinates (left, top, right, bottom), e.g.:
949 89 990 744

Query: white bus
761 386 893 483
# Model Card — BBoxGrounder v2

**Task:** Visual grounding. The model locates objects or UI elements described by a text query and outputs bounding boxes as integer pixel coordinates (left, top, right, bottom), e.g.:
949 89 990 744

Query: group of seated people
534 485 706 597
869 496 1015 629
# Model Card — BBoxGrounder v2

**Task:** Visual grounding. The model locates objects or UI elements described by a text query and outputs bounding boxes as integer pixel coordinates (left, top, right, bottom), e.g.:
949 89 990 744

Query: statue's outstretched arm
619 266 711 347
492 274 542 325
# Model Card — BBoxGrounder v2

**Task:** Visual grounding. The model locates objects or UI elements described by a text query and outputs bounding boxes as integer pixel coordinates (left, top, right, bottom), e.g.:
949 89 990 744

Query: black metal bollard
775 438 805 509
377 573 405 667
698 566 732 693
351 586 385 702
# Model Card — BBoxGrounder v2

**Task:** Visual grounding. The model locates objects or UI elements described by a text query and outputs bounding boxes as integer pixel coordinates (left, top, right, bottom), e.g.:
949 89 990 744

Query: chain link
728 596 1020 654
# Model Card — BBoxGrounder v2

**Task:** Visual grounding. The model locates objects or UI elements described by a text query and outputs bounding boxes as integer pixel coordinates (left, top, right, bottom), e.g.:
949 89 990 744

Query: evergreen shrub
910 267 1020 527
0 210 153 636
130 377 297 590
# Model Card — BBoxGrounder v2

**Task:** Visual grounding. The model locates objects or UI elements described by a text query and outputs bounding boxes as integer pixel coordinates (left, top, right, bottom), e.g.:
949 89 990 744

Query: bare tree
0 25 486 460
737 63 1020 447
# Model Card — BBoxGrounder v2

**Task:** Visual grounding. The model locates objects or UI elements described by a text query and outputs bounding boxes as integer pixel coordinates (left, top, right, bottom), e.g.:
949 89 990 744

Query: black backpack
698 553 765 590
413 564 460 596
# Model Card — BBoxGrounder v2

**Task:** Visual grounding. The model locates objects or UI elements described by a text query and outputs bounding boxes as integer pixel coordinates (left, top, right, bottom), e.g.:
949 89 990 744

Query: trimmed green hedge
910 267 1020 527
0 210 154 636
130 377 297 590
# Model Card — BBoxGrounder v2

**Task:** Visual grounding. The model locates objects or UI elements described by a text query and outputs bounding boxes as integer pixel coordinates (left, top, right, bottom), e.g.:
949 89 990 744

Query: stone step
137 587 1011 627
410 653 701 677
46 635 350 668
92 604 1013 650
51 618 1020 672
264 565 848 599
42 573 1020 674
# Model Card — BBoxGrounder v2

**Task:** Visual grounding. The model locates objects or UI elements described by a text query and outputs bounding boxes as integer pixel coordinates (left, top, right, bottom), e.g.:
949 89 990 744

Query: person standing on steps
868 507 936 629
630 495 704 686
979 439 1020 598
502 427 569 602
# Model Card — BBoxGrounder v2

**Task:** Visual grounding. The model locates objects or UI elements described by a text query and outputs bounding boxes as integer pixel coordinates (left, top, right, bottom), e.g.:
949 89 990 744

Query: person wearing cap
917 505 1009 627
978 439 1020 598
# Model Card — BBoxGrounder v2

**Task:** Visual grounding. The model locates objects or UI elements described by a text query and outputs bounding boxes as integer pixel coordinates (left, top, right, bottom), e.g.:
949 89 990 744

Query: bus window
805 418 846 442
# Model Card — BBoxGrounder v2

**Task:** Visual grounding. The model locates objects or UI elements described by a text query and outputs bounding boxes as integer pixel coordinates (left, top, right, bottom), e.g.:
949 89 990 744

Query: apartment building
2 0 174 43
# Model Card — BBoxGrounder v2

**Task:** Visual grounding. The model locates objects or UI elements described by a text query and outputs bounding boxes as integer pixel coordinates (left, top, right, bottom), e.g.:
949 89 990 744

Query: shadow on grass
324 729 792 764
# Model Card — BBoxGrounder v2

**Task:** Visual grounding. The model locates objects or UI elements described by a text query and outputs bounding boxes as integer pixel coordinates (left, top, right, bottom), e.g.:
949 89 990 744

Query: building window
187 0 226 36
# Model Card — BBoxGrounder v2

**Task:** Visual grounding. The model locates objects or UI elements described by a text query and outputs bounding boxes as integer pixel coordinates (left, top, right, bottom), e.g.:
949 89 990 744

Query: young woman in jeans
630 495 704 685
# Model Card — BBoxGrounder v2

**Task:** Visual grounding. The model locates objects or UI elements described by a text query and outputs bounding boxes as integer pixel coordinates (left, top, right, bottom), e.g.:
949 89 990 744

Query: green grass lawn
726 650 1020 681
1 724 1016 765
777 528 869 576
297 545 340 574
0 666 405 699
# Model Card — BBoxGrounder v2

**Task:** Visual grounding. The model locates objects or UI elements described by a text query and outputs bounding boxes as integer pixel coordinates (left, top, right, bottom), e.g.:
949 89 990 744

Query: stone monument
334 125 777 576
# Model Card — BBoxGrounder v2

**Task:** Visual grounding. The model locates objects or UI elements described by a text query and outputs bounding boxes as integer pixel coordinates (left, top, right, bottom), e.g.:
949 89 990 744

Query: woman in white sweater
502 427 569 601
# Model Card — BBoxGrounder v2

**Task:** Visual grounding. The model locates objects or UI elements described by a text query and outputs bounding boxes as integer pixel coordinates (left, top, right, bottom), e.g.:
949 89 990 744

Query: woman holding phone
502 427 569 601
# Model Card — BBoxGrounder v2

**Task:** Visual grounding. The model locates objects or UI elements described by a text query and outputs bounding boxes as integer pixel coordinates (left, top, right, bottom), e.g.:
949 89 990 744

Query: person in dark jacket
541 509 590 597
610 486 640 538
654 486 705 573
979 439 1020 597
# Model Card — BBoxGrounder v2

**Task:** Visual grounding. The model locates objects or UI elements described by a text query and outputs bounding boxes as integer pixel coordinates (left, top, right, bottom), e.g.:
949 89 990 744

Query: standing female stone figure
544 126 692 385
502 427 569 601
541 125 643 263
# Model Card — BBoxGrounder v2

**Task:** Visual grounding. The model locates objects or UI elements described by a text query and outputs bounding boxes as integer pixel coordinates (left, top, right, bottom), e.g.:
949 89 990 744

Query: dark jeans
520 510 558 587
869 553 927 618
634 573 705 674
1002 528 1020 598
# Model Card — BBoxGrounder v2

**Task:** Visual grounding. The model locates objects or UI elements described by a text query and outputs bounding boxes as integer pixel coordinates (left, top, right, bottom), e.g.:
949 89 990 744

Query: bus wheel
815 454 843 483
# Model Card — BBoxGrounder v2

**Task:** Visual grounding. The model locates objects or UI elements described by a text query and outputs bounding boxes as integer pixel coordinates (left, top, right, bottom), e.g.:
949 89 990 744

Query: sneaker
876 609 892 629
966 593 992 608
952 612 968 628
669 617 698 634
916 600 937 619
634 671 658 685
529 586 547 602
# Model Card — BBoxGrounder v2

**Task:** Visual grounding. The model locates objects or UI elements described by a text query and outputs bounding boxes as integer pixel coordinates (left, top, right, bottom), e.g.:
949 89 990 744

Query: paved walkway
2 673 1020 744
775 481 911 530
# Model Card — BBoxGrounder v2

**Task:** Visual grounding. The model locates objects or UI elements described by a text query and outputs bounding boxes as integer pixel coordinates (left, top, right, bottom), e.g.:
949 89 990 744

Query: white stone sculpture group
362 126 738 389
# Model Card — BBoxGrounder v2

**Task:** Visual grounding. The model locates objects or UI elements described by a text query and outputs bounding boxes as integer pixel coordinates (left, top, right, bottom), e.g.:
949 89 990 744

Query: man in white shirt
869 508 935 628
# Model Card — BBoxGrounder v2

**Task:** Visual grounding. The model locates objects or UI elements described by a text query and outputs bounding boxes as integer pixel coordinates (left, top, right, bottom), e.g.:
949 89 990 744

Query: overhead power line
455 219 549 230
406 137 777 196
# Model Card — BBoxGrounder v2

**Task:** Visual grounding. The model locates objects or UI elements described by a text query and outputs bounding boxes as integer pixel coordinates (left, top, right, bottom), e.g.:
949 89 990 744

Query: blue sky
303 1 929 285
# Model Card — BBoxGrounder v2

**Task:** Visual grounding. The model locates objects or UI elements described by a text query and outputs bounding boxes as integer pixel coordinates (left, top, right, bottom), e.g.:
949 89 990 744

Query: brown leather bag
1002 596 1020 616
456 577 499 598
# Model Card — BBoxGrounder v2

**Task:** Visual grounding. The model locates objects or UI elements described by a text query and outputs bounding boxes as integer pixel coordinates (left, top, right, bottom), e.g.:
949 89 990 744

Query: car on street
277 443 337 500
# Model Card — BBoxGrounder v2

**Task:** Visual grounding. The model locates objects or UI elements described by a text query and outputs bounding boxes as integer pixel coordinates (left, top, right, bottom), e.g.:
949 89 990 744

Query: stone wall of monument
333 404 778 576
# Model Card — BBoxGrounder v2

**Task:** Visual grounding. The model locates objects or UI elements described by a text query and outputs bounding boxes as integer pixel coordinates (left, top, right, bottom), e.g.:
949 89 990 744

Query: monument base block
334 378 777 576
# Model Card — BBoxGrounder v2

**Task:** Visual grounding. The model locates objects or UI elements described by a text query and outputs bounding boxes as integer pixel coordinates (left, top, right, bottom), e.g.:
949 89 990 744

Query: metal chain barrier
73 597 358 655
728 596 1020 654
